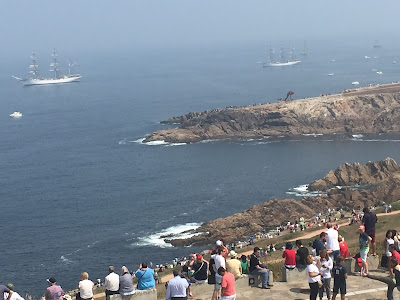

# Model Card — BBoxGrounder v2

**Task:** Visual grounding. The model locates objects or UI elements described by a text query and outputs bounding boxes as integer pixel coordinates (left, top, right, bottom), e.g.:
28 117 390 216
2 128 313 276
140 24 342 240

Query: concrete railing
343 256 380 274
109 290 157 300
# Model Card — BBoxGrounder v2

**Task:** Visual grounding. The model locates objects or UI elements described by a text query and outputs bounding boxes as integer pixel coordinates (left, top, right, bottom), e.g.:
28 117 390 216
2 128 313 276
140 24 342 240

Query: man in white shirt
326 223 340 263
211 247 226 300
165 269 188 300
104 266 119 300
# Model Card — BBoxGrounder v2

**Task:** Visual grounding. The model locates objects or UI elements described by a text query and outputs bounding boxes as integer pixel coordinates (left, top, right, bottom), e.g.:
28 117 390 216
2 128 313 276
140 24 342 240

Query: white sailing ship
264 46 301 67
13 49 82 86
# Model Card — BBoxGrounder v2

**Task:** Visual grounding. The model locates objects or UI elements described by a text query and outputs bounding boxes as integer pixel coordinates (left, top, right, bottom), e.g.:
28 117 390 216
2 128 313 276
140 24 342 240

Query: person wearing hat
45 278 63 300
0 285 13 300
359 225 372 276
225 251 242 279
4 284 24 300
192 254 209 284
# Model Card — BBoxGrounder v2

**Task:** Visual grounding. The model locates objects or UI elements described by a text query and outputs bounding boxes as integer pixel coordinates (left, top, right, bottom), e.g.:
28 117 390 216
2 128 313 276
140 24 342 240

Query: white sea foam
133 222 202 248
286 184 326 197
352 134 363 139
60 255 74 264
165 143 187 147
302 133 324 137
131 138 146 143
145 140 169 145
118 139 127 145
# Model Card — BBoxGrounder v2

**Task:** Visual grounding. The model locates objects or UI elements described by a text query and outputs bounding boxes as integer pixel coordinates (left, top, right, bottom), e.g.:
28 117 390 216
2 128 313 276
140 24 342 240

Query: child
332 256 347 300
319 249 333 300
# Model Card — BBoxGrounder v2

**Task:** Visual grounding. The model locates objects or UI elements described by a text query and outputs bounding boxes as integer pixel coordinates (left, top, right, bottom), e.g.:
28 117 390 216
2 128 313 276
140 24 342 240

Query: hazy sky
1 0 399 58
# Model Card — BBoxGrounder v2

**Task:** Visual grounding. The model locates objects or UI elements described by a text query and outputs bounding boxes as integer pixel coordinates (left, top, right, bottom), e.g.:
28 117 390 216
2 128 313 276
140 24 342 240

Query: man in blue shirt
166 269 189 300
313 232 326 256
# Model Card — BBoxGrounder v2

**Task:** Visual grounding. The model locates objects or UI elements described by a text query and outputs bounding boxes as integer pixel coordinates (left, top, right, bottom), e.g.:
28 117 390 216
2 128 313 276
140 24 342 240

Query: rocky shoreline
144 82 400 143
167 158 400 247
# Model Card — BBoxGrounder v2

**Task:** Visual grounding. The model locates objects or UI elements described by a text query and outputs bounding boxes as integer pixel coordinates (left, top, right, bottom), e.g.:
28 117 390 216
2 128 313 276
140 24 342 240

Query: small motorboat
352 81 360 85
376 71 383 75
328 73 334 76
10 111 23 118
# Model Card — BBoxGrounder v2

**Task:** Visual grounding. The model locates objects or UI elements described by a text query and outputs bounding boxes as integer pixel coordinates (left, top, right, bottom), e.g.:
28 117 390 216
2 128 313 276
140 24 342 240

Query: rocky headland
144 83 400 143
167 158 400 247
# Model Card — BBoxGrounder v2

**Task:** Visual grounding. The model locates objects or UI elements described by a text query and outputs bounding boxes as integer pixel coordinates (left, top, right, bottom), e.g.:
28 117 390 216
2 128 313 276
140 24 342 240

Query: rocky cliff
168 158 400 247
144 83 400 143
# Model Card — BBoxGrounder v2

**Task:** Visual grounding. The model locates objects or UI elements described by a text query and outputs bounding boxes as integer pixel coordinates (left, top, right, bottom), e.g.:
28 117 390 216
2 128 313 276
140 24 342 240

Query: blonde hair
306 254 314 265
121 266 129 275
81 272 89 280
338 235 343 242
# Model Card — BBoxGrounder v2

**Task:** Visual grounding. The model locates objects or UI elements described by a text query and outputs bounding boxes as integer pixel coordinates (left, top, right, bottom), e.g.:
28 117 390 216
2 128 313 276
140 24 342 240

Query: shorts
215 273 222 290
360 247 369 262
333 281 346 295
367 231 376 244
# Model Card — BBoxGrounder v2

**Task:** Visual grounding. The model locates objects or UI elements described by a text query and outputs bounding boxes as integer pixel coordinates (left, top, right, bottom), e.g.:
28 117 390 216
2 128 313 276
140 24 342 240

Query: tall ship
264 45 301 67
13 49 82 86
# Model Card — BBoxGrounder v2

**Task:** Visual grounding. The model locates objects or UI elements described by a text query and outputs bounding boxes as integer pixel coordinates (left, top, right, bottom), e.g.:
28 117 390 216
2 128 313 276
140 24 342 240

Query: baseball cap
216 240 222 246
359 225 365 230
196 254 203 260
47 277 56 284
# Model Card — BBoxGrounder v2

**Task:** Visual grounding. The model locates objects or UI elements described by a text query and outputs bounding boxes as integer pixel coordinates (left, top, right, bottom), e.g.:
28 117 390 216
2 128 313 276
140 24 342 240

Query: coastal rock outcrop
169 158 400 247
144 83 400 143
308 157 400 191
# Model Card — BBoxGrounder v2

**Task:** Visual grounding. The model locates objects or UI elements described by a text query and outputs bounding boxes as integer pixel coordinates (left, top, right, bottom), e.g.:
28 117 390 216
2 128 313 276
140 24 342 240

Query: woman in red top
282 242 296 269
338 235 351 258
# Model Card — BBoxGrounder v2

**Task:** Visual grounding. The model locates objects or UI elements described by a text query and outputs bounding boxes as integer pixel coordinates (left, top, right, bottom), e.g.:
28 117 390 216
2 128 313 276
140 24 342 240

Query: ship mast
50 49 59 79
29 53 39 79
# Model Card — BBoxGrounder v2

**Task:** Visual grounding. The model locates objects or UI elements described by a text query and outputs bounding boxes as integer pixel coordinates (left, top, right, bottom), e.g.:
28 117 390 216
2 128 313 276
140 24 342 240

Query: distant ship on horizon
13 49 82 86
264 45 301 67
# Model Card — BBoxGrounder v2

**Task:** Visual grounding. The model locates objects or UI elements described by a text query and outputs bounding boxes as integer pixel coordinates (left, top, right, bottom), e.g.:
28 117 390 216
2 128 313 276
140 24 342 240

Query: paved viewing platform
188 271 396 299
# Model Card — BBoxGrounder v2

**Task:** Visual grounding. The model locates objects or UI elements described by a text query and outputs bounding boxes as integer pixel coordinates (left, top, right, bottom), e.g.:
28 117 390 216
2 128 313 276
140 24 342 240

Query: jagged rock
308 157 400 191
145 83 400 143
169 158 400 247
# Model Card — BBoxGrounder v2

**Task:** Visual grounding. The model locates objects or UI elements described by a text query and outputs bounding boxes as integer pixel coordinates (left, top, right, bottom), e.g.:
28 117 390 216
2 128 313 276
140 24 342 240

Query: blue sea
1 38 400 296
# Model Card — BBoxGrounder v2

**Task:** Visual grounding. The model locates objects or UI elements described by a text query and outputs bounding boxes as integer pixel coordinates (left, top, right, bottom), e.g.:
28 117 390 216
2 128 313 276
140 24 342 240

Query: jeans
329 250 340 263
251 269 270 287
309 282 319 300
319 278 331 299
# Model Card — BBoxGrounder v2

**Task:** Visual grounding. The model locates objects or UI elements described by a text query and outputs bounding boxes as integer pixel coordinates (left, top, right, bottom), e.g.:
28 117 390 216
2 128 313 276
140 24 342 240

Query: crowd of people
3 206 400 300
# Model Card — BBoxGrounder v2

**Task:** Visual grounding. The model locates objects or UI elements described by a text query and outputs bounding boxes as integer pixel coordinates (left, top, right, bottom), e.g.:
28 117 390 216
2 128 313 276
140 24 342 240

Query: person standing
362 207 378 256
192 254 208 284
104 266 119 300
165 269 189 300
319 249 333 300
306 255 321 300
211 247 226 300
225 251 242 279
45 278 63 300
78 272 94 300
249 247 273 289
359 225 372 276
134 262 155 290
326 223 340 263
332 256 347 300
218 268 236 300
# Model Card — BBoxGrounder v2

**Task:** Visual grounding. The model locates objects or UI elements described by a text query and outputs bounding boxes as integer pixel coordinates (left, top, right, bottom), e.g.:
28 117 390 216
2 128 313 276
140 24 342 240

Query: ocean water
2 39 400 296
